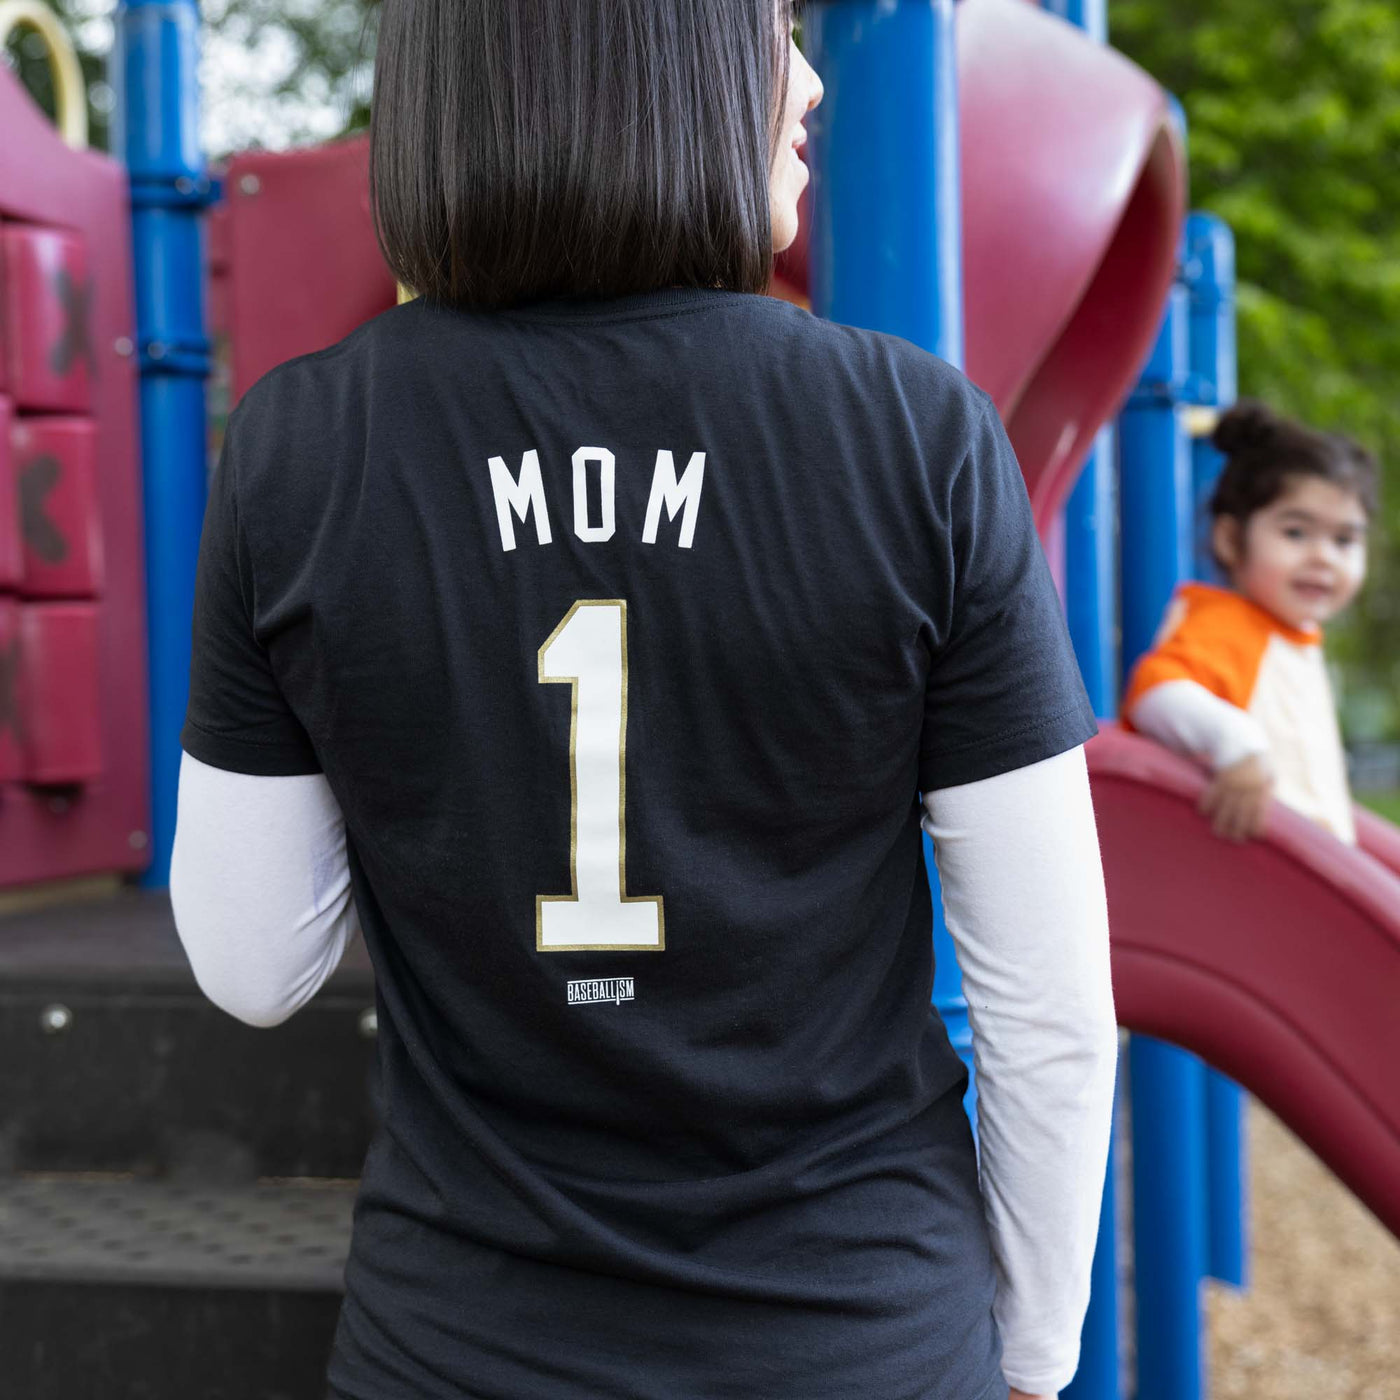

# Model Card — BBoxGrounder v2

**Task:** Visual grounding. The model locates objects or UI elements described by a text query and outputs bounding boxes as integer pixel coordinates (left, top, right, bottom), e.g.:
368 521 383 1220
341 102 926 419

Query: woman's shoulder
256 289 980 415
233 303 401 418
741 299 992 454
219 308 402 528
772 299 980 392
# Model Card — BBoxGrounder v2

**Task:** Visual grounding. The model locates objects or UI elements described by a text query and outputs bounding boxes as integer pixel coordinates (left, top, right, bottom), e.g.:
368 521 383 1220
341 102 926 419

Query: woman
171 3 1117 1397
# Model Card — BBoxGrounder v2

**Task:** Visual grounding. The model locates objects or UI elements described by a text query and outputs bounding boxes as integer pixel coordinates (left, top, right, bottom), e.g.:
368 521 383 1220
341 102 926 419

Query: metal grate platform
0 1174 356 1292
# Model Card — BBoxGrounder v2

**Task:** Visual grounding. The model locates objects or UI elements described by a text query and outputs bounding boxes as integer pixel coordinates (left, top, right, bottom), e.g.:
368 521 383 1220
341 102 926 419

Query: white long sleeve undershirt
171 743 1116 1396
922 745 1118 1394
1128 677 1270 773
169 754 361 1028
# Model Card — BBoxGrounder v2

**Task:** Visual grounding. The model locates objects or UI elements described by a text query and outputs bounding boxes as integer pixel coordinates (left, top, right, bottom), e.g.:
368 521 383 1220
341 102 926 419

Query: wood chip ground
1204 1097 1400 1398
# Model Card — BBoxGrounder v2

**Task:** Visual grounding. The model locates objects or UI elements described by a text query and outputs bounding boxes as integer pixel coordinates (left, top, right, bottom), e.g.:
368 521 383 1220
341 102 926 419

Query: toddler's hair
1208 399 1379 528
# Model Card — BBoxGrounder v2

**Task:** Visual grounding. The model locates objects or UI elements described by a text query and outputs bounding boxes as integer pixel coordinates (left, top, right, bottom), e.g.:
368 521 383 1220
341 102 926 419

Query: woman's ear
1212 515 1243 573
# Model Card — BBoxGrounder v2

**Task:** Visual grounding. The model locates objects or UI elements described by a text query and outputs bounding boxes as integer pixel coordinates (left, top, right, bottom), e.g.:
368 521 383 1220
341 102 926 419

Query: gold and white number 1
537 600 664 951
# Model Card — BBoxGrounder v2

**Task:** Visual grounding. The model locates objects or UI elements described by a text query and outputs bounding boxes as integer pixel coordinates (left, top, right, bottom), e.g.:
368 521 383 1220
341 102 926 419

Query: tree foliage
3 0 375 159
1113 0 1400 735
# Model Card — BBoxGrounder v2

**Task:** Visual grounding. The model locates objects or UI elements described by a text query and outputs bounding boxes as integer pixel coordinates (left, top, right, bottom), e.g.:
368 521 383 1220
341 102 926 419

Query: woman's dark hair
1208 400 1379 561
370 0 796 310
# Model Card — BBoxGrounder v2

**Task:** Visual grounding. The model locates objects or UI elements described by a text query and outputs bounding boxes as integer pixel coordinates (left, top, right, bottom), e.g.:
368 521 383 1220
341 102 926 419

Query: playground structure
0 0 1397 1396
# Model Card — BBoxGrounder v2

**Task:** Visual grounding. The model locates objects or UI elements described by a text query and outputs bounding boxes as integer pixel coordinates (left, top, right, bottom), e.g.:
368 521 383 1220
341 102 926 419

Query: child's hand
1199 753 1275 842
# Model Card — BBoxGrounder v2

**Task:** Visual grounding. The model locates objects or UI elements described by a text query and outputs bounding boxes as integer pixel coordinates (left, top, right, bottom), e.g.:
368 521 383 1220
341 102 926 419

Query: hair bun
1212 399 1280 456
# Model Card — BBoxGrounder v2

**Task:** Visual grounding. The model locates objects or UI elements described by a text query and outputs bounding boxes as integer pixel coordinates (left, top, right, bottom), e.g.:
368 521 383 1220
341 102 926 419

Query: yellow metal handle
0 0 89 149
396 281 416 305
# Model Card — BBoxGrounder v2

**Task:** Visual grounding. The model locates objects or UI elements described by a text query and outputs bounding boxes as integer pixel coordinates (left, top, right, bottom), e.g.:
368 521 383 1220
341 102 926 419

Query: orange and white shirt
1123 582 1355 845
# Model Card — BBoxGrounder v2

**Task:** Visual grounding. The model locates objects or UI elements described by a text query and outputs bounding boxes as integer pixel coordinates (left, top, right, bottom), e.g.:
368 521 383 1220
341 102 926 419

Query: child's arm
1126 678 1269 771
1127 681 1276 841
923 745 1117 1399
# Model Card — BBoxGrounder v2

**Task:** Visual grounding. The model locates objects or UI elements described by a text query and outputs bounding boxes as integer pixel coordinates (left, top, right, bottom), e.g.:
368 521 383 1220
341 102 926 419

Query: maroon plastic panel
17 603 101 784
0 222 94 413
216 137 396 405
0 596 21 780
11 414 104 598
0 69 149 884
0 395 20 587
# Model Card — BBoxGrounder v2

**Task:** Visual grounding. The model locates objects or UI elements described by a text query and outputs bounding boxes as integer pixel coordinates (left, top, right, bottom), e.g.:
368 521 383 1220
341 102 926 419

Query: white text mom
487 447 705 553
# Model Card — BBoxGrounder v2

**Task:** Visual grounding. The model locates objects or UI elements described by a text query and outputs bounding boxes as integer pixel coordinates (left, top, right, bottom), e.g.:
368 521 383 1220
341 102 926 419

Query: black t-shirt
182 286 1096 1400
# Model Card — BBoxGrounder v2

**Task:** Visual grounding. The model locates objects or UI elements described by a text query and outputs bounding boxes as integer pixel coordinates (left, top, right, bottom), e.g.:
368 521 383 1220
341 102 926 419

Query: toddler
1124 400 1377 844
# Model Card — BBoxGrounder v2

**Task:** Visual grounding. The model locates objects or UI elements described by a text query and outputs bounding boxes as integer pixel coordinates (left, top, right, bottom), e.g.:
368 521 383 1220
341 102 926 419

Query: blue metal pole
1183 212 1248 1291
1063 424 1119 717
1120 283 1209 1400
1186 213 1237 585
806 1 976 1129
1063 1047 1125 1400
807 1 963 364
1042 0 1107 30
113 0 217 887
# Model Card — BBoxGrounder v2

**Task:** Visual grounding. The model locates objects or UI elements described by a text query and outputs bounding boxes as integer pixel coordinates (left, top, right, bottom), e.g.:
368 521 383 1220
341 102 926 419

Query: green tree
3 0 376 160
1114 0 1400 737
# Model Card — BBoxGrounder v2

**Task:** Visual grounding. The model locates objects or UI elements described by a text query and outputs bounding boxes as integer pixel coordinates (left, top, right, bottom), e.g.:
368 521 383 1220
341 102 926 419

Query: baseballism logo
567 978 635 1006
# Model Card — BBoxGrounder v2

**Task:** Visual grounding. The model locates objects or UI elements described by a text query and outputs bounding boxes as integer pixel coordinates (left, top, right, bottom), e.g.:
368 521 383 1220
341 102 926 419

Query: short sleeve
180 412 321 776
1122 592 1264 715
919 397 1098 791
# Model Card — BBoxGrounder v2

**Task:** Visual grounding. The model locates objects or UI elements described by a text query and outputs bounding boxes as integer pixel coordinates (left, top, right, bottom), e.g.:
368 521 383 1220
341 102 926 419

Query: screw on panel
358 1009 378 1039
238 173 261 196
40 1005 73 1035
128 830 148 850
113 336 134 357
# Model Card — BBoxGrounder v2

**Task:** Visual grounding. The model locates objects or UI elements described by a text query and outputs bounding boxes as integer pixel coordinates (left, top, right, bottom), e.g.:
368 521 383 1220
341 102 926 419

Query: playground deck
0 889 373 1396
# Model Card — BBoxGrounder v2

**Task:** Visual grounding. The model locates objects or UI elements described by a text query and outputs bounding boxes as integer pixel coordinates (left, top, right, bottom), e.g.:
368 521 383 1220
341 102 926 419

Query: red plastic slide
1089 726 1400 1237
960 0 1185 530
953 6 1400 1241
